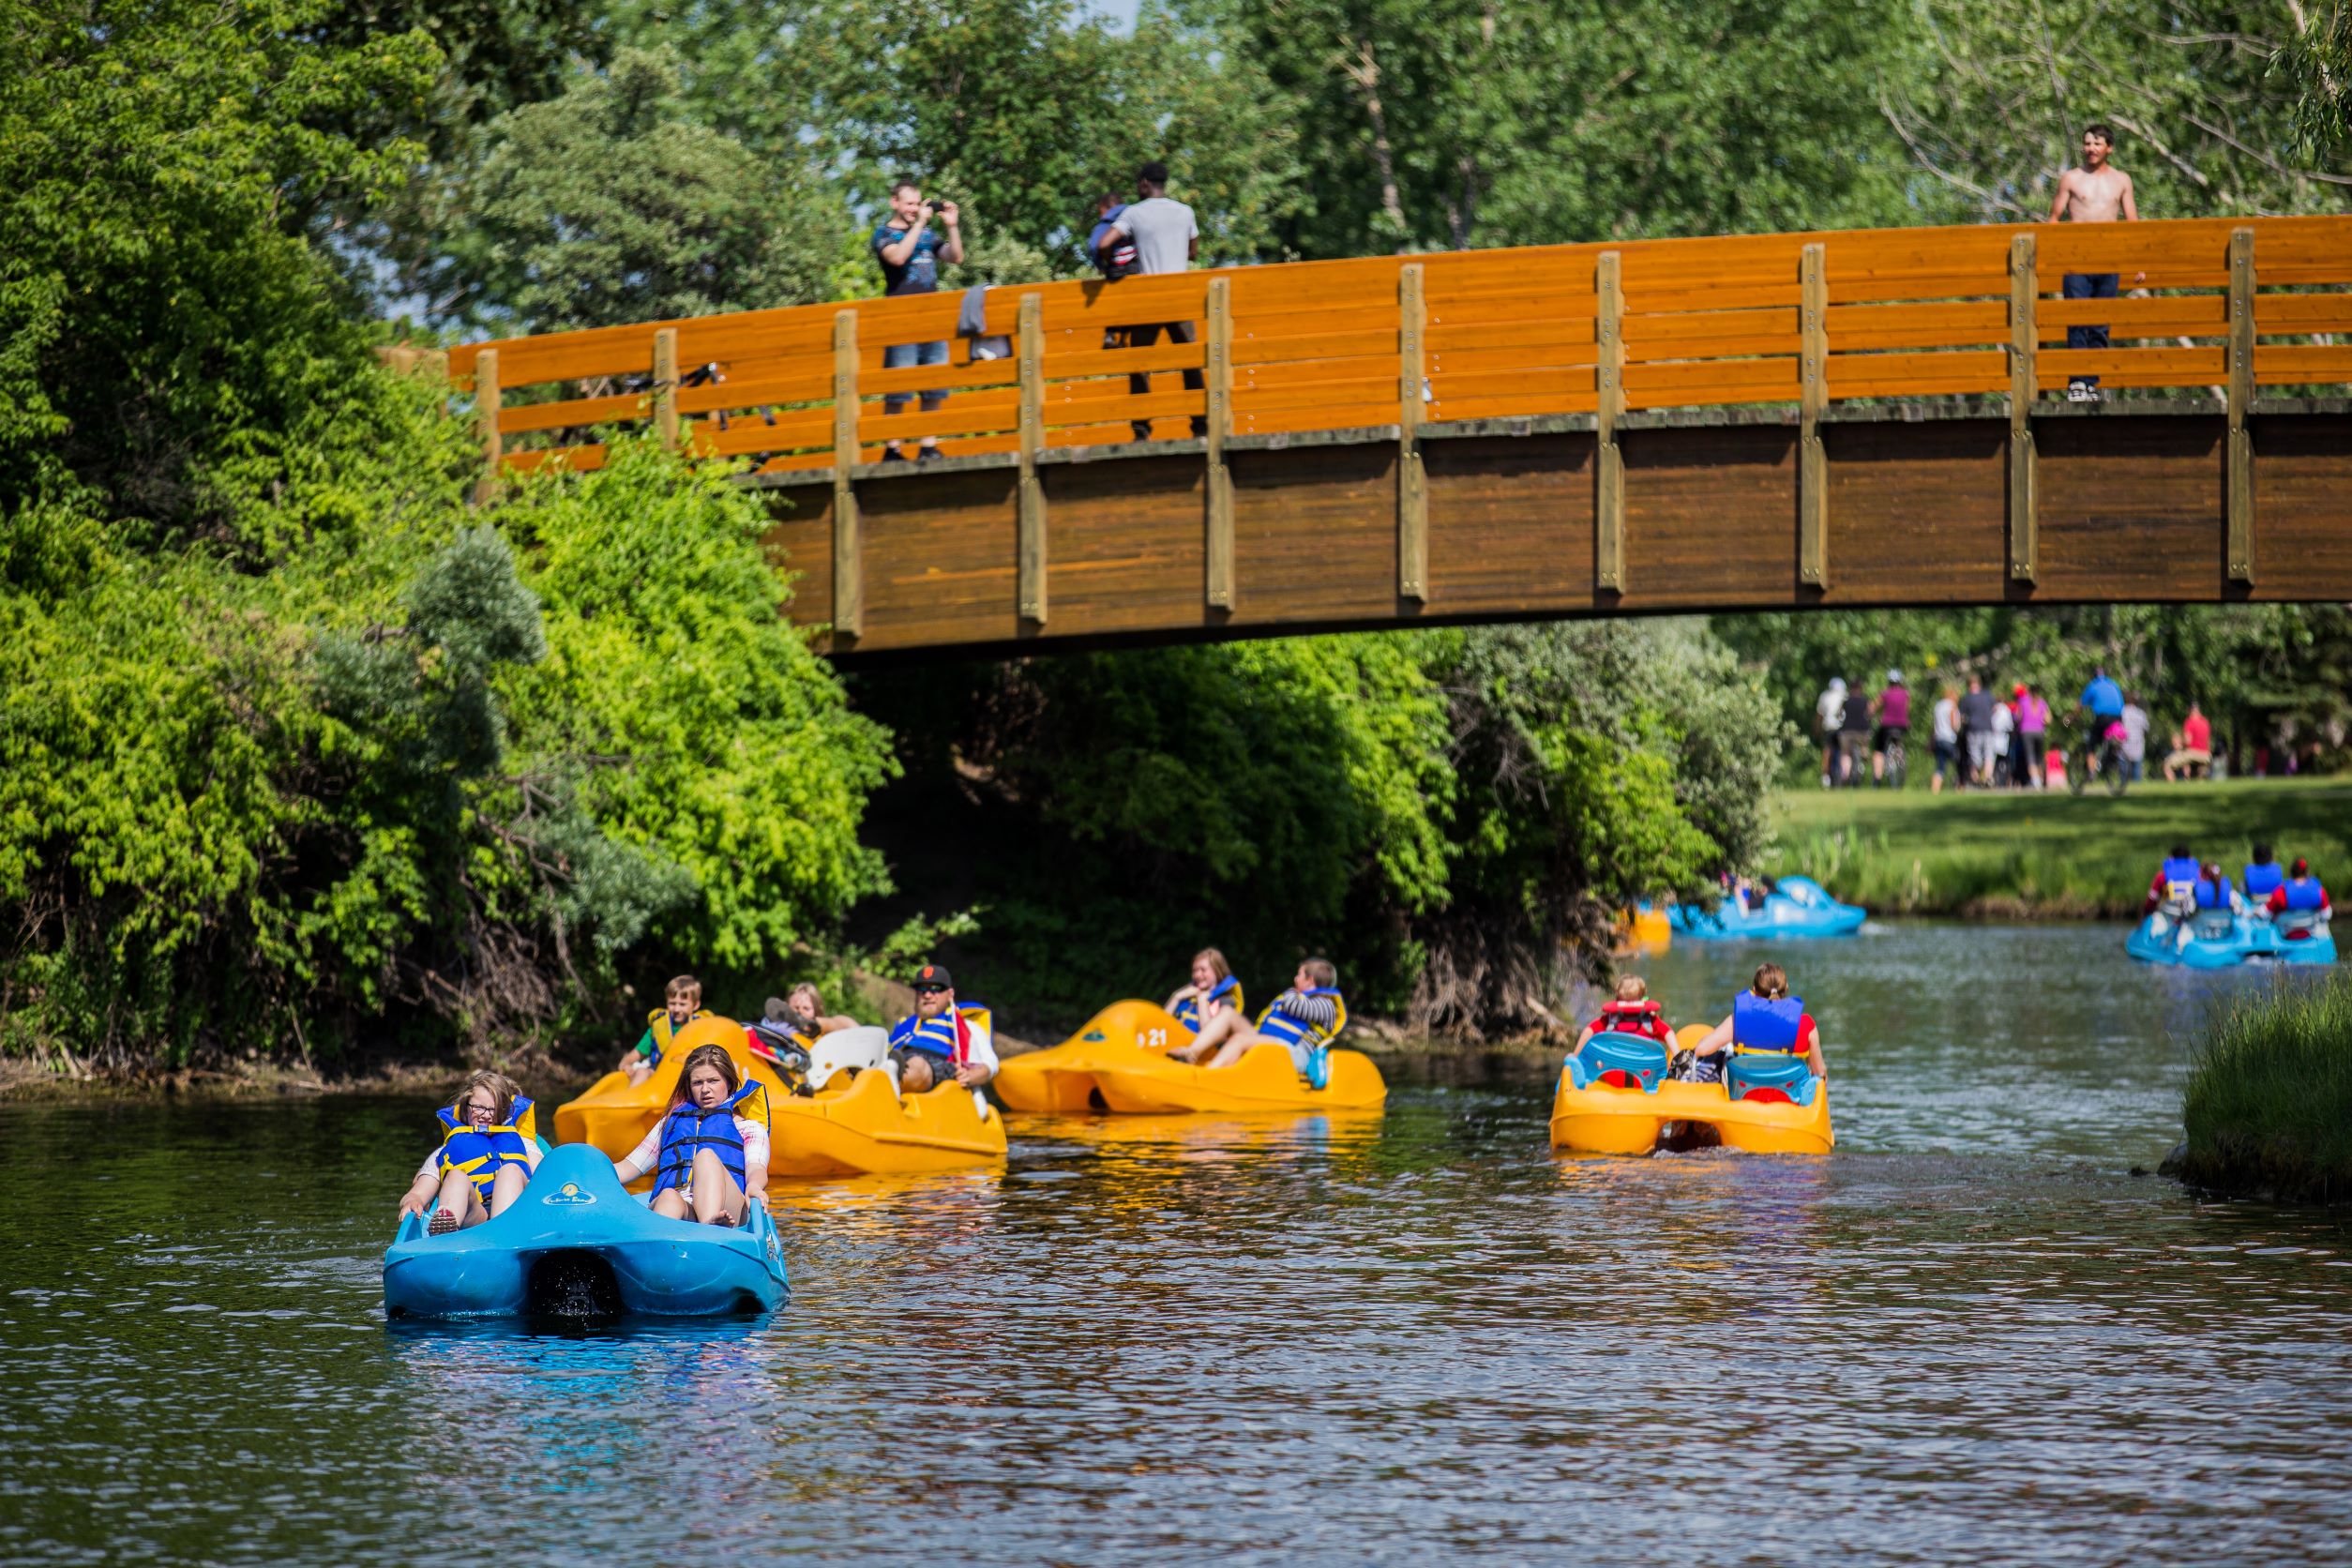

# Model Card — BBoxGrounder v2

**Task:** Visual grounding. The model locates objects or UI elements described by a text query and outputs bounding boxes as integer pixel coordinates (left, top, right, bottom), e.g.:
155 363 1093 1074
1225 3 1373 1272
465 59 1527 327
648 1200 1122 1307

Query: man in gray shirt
1101 160 1207 441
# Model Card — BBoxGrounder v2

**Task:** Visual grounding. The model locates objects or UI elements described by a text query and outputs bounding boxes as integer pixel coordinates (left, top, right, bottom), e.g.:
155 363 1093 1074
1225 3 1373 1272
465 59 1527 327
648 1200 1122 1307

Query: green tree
400 47 841 332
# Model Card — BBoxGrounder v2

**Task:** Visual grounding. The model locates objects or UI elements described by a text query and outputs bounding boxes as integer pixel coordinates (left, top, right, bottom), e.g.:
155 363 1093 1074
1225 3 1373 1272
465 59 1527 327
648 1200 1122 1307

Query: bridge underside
761 399 2352 660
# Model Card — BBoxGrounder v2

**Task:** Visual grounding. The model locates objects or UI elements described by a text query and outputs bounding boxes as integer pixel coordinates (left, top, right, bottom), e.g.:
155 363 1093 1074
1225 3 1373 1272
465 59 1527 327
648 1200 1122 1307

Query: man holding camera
871 179 965 462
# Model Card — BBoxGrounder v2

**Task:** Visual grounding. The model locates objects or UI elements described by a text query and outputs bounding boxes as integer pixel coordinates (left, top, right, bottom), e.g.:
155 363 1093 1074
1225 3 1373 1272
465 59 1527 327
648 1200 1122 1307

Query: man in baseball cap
887 963 998 1093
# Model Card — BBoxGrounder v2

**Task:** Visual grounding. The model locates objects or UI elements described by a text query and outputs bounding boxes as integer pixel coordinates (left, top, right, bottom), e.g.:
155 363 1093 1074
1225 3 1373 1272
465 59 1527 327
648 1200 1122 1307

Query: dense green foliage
2182 965 2352 1203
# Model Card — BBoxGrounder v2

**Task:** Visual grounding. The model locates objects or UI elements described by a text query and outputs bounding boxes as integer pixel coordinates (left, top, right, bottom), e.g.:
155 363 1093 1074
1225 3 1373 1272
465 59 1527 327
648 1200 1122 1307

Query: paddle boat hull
553 1016 793 1163
2126 911 2339 968
1614 903 1673 956
1088 1040 1387 1114
1668 875 1865 941
383 1145 788 1319
767 1066 1007 1176
1548 1025 1832 1155
993 1000 1198 1113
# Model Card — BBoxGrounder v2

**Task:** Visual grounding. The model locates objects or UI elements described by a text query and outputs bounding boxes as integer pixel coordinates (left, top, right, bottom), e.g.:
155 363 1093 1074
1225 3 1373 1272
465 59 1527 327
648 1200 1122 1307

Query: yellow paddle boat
993 1000 1199 1112
1088 1038 1386 1114
757 1016 1005 1176
1549 1024 1832 1156
1613 903 1673 956
553 1015 792 1164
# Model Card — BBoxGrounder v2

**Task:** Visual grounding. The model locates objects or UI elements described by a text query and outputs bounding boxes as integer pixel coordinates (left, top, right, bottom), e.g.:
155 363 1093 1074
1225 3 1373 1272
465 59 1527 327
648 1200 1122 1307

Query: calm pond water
4 923 2349 1565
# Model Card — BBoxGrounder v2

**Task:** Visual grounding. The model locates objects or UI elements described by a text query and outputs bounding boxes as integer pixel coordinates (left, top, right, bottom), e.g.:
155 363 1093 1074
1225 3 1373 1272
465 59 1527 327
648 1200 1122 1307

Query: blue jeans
2063 272 2118 388
882 339 949 417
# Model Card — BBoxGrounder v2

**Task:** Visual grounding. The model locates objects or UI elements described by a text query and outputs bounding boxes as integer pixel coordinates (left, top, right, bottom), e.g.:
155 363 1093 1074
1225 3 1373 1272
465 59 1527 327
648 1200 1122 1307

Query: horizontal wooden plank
1429 292 1599 330
1625 357 1800 396
1237 327 1400 366
1429 367 1594 401
1429 390 1601 422
1428 344 1599 377
2255 343 2352 383
499 392 649 435
1231 376 1395 415
1622 281 1804 316
2039 294 2227 332
2259 293 2352 334
504 444 606 474
1236 354 1397 391
1827 349 2008 398
1229 400 1397 436
1628 333 1802 365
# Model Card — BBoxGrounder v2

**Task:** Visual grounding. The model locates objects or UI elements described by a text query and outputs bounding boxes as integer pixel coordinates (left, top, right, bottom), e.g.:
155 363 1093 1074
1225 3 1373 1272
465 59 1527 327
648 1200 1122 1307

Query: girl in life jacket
1688 963 1828 1080
1166 947 1245 1035
613 1045 770 1228
2269 857 2331 931
398 1070 543 1236
1573 975 1673 1053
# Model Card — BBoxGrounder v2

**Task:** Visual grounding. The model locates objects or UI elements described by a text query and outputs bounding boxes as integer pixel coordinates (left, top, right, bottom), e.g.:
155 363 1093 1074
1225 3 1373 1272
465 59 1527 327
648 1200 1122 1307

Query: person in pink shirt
2164 702 2215 781
2013 682 2050 790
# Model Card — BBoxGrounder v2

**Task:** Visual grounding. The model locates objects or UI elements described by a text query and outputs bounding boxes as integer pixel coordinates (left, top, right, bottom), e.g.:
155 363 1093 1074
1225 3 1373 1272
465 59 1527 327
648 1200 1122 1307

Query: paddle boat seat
2189 909 2236 942
1727 1052 1818 1108
1566 1034 1670 1093
804 1026 890 1091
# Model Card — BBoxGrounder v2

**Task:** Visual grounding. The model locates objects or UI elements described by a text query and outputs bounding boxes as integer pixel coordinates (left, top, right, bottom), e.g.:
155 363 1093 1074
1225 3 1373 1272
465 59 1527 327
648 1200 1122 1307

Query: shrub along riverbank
1766 777 2352 917
2178 973 2352 1204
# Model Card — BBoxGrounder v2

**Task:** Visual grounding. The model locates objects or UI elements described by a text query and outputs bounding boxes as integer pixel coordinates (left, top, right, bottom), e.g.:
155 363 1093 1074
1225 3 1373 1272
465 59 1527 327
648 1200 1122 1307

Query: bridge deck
441 215 2352 656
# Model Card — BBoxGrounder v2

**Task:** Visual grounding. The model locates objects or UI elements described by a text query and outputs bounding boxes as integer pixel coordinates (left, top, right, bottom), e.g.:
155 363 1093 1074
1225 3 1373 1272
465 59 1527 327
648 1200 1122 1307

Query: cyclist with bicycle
1871 670 1911 787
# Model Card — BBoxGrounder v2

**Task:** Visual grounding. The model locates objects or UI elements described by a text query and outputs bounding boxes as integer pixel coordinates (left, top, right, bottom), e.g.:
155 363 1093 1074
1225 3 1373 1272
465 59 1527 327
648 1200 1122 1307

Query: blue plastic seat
2189 910 2236 942
1566 1034 1670 1093
1726 1052 1818 1107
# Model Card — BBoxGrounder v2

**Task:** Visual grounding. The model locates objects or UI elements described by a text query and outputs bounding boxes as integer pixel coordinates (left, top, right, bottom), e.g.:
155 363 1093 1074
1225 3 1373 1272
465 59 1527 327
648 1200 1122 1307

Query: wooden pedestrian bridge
440 214 2352 658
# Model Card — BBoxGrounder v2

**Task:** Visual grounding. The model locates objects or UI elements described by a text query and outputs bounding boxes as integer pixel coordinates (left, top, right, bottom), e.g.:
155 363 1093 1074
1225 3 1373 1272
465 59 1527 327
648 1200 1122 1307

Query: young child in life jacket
1165 946 1244 1037
1574 977 1673 1049
612 1044 769 1227
619 974 708 1086
398 1069 542 1236
1688 962 1828 1081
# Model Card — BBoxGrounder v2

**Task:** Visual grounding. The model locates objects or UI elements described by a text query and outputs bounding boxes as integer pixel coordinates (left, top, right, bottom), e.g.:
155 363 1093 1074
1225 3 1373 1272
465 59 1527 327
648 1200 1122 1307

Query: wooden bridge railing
445 214 2352 627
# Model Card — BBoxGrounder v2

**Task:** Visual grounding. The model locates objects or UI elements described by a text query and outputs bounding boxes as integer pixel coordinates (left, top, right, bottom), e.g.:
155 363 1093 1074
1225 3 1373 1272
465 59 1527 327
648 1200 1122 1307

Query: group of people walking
1817 667 2198 794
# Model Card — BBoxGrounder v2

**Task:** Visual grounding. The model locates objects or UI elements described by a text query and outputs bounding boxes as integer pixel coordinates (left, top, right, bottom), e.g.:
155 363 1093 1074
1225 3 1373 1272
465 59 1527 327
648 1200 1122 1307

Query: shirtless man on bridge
2046 123 2141 402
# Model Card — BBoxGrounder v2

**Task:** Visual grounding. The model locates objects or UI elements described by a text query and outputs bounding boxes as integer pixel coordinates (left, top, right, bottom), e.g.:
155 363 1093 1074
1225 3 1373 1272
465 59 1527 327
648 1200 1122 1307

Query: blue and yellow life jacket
435 1095 535 1201
2161 856 2201 907
1255 988 1348 1051
643 1006 711 1068
2284 876 2328 912
2243 862 2285 899
652 1081 766 1197
889 1008 966 1063
1172 974 1244 1034
1731 992 1807 1054
2194 873 2234 912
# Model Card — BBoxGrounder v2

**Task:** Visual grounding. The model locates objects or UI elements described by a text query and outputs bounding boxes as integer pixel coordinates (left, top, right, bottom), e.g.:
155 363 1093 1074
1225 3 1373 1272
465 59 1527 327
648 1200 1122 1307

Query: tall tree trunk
1341 34 1408 244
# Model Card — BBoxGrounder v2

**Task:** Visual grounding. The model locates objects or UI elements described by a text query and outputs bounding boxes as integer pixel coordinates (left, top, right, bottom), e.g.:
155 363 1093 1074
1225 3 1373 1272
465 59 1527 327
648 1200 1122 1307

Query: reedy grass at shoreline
2180 972 2352 1204
1766 776 2352 917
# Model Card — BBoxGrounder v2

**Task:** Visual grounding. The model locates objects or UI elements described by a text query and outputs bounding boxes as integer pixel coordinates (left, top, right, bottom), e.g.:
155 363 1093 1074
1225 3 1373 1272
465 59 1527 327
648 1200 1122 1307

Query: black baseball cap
912 963 954 991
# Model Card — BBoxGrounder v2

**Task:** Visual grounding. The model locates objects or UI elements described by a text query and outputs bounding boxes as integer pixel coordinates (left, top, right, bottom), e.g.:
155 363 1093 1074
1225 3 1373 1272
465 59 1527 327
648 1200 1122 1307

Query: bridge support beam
1594 252 1625 594
473 348 502 505
1205 278 1235 611
1397 264 1427 602
2008 234 2038 584
1018 294 1048 624
1798 242 1828 589
2227 226 2255 584
831 309 862 640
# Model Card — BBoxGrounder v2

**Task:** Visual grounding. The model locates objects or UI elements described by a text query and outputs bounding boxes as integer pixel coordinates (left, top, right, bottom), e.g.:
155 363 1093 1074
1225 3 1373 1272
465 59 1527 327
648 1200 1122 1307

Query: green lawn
1764 775 2352 916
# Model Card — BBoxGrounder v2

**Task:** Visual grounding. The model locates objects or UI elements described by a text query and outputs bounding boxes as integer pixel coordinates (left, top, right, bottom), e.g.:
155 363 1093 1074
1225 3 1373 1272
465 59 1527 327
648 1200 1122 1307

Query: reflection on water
3 926 2350 1564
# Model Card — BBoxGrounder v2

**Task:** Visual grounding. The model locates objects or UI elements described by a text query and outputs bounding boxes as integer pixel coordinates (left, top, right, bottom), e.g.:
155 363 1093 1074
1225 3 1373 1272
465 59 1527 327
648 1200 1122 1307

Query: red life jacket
1591 999 1671 1044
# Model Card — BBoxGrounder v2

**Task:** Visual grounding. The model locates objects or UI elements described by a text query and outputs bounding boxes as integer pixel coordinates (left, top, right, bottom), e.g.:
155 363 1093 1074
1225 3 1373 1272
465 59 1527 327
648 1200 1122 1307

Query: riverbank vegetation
2180 972 2352 1204
1768 778 2352 917
5 0 2347 1075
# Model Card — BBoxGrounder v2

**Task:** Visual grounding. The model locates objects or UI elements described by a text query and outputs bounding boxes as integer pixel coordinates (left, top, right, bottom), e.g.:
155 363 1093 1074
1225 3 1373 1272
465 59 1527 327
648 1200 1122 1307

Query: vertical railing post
831 309 862 641
1594 251 1625 593
1798 242 1829 589
652 327 680 451
1205 277 1235 611
1018 293 1048 626
2008 234 2039 584
2227 226 2256 584
1397 263 1427 602
473 348 502 505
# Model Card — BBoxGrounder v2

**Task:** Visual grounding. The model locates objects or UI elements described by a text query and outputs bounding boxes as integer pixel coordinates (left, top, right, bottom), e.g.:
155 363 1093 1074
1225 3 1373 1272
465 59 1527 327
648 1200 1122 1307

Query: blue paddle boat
2126 907 2337 969
384 1143 788 1319
1667 875 1866 941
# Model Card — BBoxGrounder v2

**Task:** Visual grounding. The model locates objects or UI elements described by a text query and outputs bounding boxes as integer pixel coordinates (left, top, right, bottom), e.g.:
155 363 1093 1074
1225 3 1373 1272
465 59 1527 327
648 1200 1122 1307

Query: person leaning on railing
1098 159 1209 443
871 178 965 463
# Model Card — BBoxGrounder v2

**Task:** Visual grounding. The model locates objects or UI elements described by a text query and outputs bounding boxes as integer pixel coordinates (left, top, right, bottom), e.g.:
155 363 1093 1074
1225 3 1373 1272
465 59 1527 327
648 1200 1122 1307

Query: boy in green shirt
620 974 707 1085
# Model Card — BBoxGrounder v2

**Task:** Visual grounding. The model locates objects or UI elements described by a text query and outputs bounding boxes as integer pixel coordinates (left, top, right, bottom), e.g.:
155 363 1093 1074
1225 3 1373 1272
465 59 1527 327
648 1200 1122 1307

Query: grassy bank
1765 776 2352 916
2179 973 2352 1203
